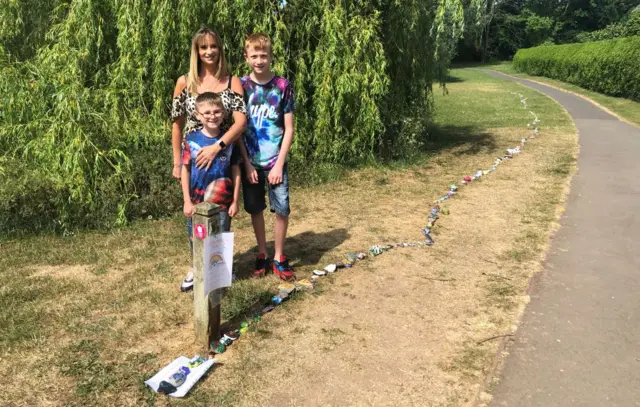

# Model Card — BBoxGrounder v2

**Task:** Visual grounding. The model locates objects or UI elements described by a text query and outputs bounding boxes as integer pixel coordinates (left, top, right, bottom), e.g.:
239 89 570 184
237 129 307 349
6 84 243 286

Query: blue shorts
242 164 291 217
187 210 231 251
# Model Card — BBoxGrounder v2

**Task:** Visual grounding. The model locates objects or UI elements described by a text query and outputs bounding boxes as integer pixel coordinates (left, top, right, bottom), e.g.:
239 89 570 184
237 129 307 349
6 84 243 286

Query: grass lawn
0 68 577 406
488 61 640 128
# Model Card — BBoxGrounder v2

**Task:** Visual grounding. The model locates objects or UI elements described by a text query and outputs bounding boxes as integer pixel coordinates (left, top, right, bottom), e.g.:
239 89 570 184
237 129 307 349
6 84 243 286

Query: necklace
198 76 225 94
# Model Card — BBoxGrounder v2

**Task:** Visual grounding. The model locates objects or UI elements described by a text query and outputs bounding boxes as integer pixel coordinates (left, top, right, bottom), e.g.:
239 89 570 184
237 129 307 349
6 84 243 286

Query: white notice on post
202 232 234 297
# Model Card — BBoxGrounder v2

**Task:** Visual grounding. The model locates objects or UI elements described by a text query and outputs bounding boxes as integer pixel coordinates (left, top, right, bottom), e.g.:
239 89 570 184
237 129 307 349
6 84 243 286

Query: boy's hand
268 164 283 185
228 202 239 217
183 201 194 218
172 164 181 180
196 144 221 170
244 162 259 184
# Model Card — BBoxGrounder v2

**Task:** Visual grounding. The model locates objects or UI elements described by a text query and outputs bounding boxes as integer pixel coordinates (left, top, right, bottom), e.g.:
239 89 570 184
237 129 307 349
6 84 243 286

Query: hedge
513 36 640 100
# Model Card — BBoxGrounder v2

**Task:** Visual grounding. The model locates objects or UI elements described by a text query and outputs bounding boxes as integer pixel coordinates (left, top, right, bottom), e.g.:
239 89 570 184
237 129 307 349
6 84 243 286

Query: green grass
488 61 640 128
0 68 577 406
0 69 571 354
435 68 571 131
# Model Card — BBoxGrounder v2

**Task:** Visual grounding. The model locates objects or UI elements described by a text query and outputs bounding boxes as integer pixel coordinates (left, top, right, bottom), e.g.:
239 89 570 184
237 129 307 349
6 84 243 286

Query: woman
171 27 246 291
171 27 247 178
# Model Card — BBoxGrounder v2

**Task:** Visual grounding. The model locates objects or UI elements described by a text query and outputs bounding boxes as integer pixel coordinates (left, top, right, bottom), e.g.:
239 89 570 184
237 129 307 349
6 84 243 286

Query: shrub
576 8 640 42
513 37 640 100
0 0 466 235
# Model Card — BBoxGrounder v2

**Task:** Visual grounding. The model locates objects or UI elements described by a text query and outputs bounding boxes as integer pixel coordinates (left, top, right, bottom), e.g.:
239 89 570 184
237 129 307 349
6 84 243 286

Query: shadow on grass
425 124 497 157
451 60 510 69
446 74 465 83
219 228 349 332
233 228 350 280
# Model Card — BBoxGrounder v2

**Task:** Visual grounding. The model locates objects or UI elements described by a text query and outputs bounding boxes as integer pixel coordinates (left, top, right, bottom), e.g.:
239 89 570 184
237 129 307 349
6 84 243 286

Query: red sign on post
194 224 206 240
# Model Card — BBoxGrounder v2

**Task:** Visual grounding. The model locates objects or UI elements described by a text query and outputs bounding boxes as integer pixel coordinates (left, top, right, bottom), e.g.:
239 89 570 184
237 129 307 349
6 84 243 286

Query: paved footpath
486 71 640 407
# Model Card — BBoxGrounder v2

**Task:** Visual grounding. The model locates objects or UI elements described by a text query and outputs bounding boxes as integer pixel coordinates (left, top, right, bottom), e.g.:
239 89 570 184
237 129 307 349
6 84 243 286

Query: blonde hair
244 33 272 55
187 27 229 94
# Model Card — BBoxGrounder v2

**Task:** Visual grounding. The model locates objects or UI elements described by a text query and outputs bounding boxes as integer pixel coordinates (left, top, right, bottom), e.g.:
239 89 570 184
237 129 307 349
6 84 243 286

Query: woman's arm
181 162 194 217
171 76 187 179
196 76 247 170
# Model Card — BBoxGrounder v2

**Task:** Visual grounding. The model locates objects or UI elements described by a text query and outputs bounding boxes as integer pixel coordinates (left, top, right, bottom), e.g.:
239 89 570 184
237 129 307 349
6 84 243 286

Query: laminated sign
202 232 234 297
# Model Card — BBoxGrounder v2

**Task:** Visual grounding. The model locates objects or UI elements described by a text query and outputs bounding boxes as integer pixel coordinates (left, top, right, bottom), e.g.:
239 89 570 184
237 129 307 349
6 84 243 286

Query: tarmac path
485 71 640 407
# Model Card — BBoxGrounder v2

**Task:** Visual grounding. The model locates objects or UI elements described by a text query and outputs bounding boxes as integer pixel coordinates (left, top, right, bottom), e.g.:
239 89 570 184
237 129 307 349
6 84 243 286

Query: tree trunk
482 23 490 62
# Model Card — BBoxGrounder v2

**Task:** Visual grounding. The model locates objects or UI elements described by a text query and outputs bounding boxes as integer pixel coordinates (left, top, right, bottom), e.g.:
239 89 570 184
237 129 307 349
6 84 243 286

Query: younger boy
239 33 296 282
180 92 240 291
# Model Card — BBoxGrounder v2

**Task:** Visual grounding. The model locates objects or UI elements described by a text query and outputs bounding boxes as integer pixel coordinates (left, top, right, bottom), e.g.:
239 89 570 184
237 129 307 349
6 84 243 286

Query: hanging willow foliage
0 0 465 234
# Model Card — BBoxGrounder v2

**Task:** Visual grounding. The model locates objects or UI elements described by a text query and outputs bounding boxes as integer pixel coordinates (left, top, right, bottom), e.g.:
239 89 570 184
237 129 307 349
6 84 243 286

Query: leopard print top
171 77 247 135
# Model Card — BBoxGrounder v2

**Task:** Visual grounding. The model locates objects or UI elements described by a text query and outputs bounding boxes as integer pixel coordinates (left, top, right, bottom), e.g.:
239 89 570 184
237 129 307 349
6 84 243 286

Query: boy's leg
186 216 194 254
267 164 294 281
219 210 231 233
251 212 268 255
274 214 288 260
181 217 195 292
242 167 268 253
242 166 269 277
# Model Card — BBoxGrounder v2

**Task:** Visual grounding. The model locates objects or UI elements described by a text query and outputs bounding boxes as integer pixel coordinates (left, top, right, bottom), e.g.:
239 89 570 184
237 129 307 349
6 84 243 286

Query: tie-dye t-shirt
181 130 239 210
241 75 295 169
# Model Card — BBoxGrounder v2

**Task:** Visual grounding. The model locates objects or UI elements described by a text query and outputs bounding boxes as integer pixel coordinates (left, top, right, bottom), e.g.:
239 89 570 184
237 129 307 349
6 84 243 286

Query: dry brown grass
185 126 576 407
0 69 578 406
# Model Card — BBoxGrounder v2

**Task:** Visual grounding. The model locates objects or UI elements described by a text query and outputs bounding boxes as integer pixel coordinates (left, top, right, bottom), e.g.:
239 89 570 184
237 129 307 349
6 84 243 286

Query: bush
576 8 640 42
513 37 640 100
0 145 182 236
0 0 466 236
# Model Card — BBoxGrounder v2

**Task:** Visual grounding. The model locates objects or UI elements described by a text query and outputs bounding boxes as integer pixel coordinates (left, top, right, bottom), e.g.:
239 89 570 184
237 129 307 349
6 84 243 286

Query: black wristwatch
217 140 226 149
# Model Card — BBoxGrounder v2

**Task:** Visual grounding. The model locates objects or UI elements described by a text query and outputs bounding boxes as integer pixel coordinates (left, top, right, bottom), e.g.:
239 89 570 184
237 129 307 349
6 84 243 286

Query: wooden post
192 202 222 350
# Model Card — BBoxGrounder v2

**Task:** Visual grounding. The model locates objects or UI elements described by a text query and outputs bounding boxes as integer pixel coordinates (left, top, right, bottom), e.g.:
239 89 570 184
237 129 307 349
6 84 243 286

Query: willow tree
0 0 465 233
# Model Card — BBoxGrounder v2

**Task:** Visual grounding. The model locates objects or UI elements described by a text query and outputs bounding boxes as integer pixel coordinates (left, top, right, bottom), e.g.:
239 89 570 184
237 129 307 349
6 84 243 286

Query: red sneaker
252 253 268 279
272 255 295 282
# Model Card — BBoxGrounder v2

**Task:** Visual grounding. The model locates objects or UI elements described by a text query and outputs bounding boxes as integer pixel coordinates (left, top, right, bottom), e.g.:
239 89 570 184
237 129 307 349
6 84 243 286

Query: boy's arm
181 166 193 214
229 164 241 217
180 165 190 202
236 139 258 184
268 112 294 185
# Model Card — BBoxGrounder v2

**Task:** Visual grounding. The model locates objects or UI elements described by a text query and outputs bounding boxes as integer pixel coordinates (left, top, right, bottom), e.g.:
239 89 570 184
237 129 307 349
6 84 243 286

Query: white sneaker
180 270 194 292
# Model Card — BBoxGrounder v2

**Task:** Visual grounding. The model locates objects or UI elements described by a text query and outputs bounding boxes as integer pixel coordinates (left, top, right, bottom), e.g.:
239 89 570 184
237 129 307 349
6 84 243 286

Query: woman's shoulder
229 75 243 85
173 74 188 97
217 76 244 96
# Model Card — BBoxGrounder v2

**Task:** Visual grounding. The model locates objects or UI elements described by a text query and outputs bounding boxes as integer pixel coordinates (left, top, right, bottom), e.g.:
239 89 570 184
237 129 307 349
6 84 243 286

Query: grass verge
488 61 640 128
0 68 577 406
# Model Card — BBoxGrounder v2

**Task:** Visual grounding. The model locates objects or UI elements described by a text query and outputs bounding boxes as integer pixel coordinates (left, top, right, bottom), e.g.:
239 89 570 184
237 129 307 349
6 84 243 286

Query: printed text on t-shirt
250 104 279 129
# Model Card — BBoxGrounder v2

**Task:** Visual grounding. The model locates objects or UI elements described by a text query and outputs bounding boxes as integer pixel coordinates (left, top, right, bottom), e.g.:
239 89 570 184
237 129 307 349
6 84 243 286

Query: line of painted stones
209 92 541 354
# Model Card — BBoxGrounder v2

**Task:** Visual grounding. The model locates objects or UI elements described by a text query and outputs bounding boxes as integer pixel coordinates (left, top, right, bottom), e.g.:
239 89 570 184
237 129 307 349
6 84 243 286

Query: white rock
324 264 337 273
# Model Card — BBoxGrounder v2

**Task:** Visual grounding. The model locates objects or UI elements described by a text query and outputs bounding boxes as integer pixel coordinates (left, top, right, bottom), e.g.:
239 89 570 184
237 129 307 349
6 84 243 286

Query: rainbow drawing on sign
209 254 224 267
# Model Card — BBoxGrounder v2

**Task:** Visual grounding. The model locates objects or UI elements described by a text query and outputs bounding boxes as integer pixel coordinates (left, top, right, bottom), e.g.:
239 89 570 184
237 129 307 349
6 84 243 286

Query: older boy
180 92 240 291
239 33 295 282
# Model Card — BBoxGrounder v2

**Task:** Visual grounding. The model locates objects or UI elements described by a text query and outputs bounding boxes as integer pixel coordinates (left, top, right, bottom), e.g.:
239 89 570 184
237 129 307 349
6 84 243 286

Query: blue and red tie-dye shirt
241 75 295 169
181 130 239 211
